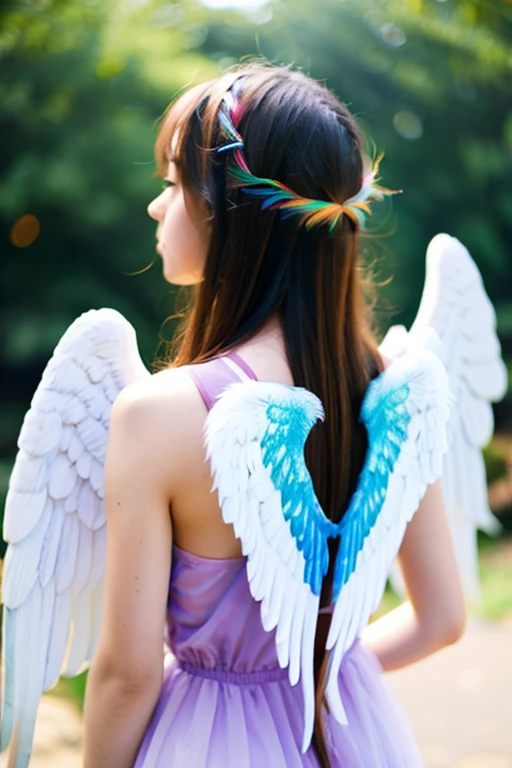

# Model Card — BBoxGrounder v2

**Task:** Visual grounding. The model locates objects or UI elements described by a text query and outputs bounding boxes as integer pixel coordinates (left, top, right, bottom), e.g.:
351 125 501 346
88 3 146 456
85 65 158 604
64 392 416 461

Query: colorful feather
216 88 401 232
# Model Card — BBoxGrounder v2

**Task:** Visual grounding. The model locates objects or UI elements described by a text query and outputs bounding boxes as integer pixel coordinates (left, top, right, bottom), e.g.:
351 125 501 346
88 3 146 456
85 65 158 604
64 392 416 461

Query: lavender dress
134 352 424 768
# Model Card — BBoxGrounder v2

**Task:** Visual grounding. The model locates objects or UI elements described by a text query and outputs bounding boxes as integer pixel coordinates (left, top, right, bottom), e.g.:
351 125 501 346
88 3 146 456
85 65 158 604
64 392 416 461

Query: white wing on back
325 348 451 724
1 308 149 768
204 381 338 753
381 234 508 600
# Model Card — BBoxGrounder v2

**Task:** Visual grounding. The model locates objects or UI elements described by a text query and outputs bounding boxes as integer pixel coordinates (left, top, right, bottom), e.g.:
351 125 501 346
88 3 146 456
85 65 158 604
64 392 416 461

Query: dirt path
1 618 511 767
0 697 82 768
388 617 512 768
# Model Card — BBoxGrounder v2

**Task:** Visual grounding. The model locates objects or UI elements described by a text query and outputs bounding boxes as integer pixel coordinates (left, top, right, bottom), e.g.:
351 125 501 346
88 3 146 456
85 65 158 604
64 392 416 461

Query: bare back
156 316 294 560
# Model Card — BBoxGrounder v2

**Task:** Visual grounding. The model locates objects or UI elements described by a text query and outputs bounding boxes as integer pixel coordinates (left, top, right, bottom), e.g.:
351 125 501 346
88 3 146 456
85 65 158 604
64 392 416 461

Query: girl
82 63 465 767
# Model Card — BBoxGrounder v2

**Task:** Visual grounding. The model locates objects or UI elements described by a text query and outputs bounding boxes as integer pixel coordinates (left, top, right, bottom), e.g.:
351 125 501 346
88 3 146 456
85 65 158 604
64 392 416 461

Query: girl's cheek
162 206 178 236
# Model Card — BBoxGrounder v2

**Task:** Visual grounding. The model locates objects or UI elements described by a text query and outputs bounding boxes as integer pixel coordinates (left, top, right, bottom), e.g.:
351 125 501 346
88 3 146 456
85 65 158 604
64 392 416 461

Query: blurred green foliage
1 0 511 548
483 443 508 485
52 669 88 711
377 532 512 622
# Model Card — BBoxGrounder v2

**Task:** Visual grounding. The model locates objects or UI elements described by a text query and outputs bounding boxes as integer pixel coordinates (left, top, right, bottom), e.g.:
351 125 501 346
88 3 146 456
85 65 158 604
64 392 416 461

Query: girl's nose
147 195 163 221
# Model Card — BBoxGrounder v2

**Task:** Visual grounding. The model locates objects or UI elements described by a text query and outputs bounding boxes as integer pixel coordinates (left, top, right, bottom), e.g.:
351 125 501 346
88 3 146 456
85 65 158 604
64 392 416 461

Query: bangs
153 73 243 179
153 81 213 178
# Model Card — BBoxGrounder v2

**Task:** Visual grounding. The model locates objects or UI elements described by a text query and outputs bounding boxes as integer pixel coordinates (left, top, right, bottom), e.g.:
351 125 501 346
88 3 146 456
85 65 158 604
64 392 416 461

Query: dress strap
225 350 258 380
183 351 258 412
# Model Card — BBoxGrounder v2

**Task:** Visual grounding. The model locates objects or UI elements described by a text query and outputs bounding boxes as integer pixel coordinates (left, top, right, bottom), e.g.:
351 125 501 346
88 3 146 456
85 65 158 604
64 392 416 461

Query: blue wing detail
260 392 338 595
205 353 450 750
333 377 411 599
205 380 341 753
325 350 450 725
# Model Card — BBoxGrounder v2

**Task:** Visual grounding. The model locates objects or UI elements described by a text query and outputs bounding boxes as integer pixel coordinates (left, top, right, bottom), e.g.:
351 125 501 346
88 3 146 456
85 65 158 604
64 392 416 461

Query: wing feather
1 308 149 767
39 501 65 587
0 607 17 749
73 523 93 595
85 525 106 592
18 409 62 455
88 583 104 660
55 513 80 594
412 234 507 595
43 589 72 691
205 380 336 753
382 234 507 600
63 589 93 677
48 454 77 499
325 349 450 724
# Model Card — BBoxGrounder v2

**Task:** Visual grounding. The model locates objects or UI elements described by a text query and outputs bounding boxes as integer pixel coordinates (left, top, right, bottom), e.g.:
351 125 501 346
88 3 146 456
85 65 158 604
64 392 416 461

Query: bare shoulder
113 366 198 415
109 367 206 490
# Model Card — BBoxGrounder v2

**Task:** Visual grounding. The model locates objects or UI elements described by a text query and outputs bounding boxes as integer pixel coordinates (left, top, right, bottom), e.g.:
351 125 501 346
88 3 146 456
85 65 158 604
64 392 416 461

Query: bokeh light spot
10 214 40 248
378 23 407 47
393 110 424 140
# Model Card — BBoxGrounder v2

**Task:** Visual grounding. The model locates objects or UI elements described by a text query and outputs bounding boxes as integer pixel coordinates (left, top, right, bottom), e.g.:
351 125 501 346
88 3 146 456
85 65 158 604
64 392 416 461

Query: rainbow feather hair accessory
216 87 401 232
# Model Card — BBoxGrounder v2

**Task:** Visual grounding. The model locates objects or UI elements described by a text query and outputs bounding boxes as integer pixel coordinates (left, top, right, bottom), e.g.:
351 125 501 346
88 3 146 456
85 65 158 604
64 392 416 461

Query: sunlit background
2 0 512 550
2 0 512 570
1 1 512 763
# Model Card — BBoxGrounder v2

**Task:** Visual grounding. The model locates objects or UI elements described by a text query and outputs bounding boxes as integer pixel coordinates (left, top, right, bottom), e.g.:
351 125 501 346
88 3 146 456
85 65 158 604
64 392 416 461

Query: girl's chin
162 265 200 286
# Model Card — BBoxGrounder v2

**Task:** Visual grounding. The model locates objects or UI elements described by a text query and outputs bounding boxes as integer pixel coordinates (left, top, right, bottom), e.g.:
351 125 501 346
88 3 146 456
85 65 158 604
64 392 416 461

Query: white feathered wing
204 381 337 753
1 308 150 768
325 346 451 723
381 233 508 601
203 346 451 752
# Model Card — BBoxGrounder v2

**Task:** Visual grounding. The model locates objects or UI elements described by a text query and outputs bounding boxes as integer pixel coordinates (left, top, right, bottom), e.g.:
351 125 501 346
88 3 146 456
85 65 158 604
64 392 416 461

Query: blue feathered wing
325 349 450 722
204 347 450 754
205 382 337 752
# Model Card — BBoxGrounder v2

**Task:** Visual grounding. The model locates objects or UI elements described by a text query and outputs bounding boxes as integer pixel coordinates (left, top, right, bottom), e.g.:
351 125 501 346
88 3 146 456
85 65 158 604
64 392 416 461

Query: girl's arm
361 479 467 671
83 382 179 768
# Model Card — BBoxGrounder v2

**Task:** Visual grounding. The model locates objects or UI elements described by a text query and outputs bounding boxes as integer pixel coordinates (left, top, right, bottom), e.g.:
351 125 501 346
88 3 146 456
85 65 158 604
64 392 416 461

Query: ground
389 616 512 768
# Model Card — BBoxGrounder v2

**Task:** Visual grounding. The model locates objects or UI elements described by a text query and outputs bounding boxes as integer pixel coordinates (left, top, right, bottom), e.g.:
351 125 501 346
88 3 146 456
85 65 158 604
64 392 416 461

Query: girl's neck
232 313 293 386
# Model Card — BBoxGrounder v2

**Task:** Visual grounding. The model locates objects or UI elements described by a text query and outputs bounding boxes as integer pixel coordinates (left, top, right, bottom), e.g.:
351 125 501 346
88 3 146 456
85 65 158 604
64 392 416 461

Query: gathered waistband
174 638 363 686
178 660 289 685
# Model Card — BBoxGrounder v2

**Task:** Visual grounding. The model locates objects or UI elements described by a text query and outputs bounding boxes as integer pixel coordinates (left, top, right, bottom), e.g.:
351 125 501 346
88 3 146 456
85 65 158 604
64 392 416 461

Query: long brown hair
154 63 382 767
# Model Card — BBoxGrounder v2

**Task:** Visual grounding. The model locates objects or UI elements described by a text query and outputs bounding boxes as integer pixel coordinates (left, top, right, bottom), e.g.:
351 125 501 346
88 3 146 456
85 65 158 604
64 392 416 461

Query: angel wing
325 347 450 722
380 234 508 601
205 380 338 754
0 308 149 768
204 345 450 752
